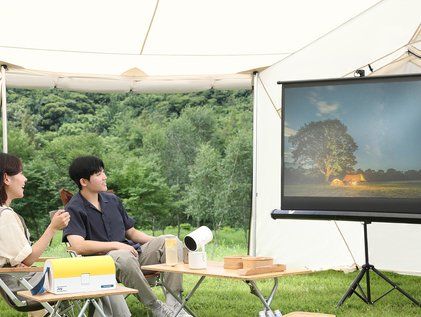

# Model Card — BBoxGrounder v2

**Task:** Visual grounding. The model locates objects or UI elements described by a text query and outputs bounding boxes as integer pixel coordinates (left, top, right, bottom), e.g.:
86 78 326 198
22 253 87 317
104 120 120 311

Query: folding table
142 261 310 317
18 284 138 317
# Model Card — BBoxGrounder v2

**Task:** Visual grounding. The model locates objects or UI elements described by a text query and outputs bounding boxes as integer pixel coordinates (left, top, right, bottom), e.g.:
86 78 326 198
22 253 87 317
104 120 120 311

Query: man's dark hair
69 156 105 190
0 153 23 205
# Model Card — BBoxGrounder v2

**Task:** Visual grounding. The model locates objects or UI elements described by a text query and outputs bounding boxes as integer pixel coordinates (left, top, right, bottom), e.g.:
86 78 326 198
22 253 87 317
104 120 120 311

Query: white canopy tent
251 0 421 275
0 0 381 151
0 0 381 90
0 0 420 275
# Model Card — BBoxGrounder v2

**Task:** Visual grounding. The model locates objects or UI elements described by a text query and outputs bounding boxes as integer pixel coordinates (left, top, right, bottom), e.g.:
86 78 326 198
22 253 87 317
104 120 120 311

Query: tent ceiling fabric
0 0 381 92
367 26 421 76
257 0 421 113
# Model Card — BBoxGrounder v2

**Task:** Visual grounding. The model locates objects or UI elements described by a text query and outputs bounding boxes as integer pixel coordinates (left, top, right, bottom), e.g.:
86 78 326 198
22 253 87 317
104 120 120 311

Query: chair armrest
36 257 55 262
0 266 43 273
66 246 81 258
144 272 160 279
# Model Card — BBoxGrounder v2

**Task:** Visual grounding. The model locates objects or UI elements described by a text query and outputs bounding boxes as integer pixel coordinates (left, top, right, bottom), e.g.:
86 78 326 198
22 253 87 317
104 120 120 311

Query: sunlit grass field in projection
286 181 421 198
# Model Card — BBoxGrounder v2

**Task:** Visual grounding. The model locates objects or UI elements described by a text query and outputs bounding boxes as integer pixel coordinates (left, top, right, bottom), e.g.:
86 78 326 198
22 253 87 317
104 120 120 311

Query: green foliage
38 95 75 130
180 106 216 144
108 156 173 232
0 127 35 161
5 88 253 238
41 133 105 171
163 116 199 187
220 130 253 233
186 143 224 229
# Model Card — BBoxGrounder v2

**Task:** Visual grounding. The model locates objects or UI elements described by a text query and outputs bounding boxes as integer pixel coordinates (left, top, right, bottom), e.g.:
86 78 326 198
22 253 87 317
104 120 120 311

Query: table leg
172 275 206 317
59 301 76 316
245 278 282 317
77 299 91 317
161 278 197 317
18 276 57 316
48 300 61 317
91 298 107 317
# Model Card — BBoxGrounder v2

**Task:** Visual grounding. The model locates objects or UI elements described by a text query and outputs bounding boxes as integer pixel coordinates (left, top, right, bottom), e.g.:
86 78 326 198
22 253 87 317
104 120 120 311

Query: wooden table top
142 261 310 281
17 285 138 302
0 266 43 273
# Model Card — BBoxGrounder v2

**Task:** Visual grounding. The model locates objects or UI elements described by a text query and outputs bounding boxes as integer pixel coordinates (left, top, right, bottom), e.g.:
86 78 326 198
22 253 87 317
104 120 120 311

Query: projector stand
337 221 420 307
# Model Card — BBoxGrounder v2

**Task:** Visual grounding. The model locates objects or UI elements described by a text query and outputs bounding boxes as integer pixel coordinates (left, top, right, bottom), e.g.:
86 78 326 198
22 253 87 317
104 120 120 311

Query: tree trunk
244 227 248 246
29 207 41 238
212 220 219 245
324 166 332 183
177 214 181 238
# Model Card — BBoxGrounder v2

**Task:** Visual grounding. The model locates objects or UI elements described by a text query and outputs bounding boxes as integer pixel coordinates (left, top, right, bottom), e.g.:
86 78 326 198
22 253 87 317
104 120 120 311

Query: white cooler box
44 255 117 294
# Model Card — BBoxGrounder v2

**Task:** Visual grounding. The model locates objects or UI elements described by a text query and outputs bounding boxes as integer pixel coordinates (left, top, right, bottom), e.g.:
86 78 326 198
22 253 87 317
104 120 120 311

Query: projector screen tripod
337 222 420 307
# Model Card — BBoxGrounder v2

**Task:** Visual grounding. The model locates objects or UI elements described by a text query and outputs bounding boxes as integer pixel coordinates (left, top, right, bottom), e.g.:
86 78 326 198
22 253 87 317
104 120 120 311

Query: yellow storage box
44 255 117 294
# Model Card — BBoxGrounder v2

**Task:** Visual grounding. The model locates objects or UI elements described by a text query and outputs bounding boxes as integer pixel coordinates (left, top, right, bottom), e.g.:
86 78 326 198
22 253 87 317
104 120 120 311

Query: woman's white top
0 207 32 266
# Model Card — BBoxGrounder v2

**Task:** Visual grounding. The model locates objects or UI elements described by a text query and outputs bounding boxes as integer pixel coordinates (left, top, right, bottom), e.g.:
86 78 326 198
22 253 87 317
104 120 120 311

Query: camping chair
0 261 75 317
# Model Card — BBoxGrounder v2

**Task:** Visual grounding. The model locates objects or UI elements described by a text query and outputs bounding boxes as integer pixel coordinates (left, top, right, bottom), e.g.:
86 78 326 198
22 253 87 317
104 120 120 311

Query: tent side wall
251 0 421 274
251 72 364 271
252 66 421 275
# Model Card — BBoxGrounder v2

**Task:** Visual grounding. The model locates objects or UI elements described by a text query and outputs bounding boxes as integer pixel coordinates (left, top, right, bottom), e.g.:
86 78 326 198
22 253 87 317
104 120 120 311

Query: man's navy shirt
63 192 136 246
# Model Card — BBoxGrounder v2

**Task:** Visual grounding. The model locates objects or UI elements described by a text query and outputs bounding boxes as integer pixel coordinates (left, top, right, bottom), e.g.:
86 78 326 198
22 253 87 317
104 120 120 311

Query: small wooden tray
223 256 246 269
242 256 273 269
237 264 286 276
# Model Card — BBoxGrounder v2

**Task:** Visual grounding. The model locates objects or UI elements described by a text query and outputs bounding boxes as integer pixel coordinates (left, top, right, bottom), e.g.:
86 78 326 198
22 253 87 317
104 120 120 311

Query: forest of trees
3 88 253 240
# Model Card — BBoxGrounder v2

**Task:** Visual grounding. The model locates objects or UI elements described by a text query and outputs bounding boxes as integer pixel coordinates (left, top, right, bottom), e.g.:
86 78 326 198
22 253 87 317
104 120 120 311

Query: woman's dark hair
0 153 23 205
69 156 105 190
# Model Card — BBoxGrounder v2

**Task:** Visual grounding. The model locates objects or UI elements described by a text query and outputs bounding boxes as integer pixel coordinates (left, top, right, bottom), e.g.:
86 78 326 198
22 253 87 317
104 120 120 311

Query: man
63 156 191 317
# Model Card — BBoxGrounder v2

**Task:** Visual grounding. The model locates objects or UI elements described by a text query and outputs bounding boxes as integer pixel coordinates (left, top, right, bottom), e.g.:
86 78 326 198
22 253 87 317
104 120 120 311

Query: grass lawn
1 227 420 316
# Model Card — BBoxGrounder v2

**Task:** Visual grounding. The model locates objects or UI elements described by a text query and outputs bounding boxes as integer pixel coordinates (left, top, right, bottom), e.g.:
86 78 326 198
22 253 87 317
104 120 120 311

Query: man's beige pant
108 235 183 307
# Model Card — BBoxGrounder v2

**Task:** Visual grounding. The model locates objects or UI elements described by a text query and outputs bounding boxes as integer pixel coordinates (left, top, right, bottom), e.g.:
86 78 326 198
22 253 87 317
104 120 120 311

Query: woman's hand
50 209 70 230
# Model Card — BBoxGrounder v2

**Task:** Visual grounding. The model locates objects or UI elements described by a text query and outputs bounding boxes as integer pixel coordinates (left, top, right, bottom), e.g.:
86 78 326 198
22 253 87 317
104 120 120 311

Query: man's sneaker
166 294 193 317
150 300 176 317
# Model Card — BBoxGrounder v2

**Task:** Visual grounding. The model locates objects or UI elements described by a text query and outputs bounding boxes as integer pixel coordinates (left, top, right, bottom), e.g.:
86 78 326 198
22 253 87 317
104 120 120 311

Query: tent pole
0 65 7 153
250 71 259 256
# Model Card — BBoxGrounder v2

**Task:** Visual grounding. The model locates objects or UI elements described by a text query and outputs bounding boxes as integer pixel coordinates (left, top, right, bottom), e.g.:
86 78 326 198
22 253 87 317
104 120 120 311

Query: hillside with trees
4 88 253 240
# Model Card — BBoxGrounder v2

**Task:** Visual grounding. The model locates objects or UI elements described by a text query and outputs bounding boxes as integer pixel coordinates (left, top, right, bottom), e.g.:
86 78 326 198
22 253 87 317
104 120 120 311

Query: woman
0 153 70 268
0 153 131 317
0 153 70 316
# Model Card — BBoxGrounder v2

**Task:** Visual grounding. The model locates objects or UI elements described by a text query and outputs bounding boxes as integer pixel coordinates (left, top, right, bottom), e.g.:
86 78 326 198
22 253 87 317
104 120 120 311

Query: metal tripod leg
337 266 369 307
371 267 420 306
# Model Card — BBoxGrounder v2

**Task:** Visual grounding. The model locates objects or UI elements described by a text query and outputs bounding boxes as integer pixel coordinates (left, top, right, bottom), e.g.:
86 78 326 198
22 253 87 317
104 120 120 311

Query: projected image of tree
289 119 357 183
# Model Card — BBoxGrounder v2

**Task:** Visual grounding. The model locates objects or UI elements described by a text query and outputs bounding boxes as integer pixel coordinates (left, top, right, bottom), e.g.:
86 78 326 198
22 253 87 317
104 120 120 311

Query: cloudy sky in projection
283 77 421 171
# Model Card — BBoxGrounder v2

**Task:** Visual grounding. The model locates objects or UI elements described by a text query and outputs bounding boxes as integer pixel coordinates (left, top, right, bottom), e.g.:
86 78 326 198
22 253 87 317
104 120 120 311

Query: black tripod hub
337 222 420 307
